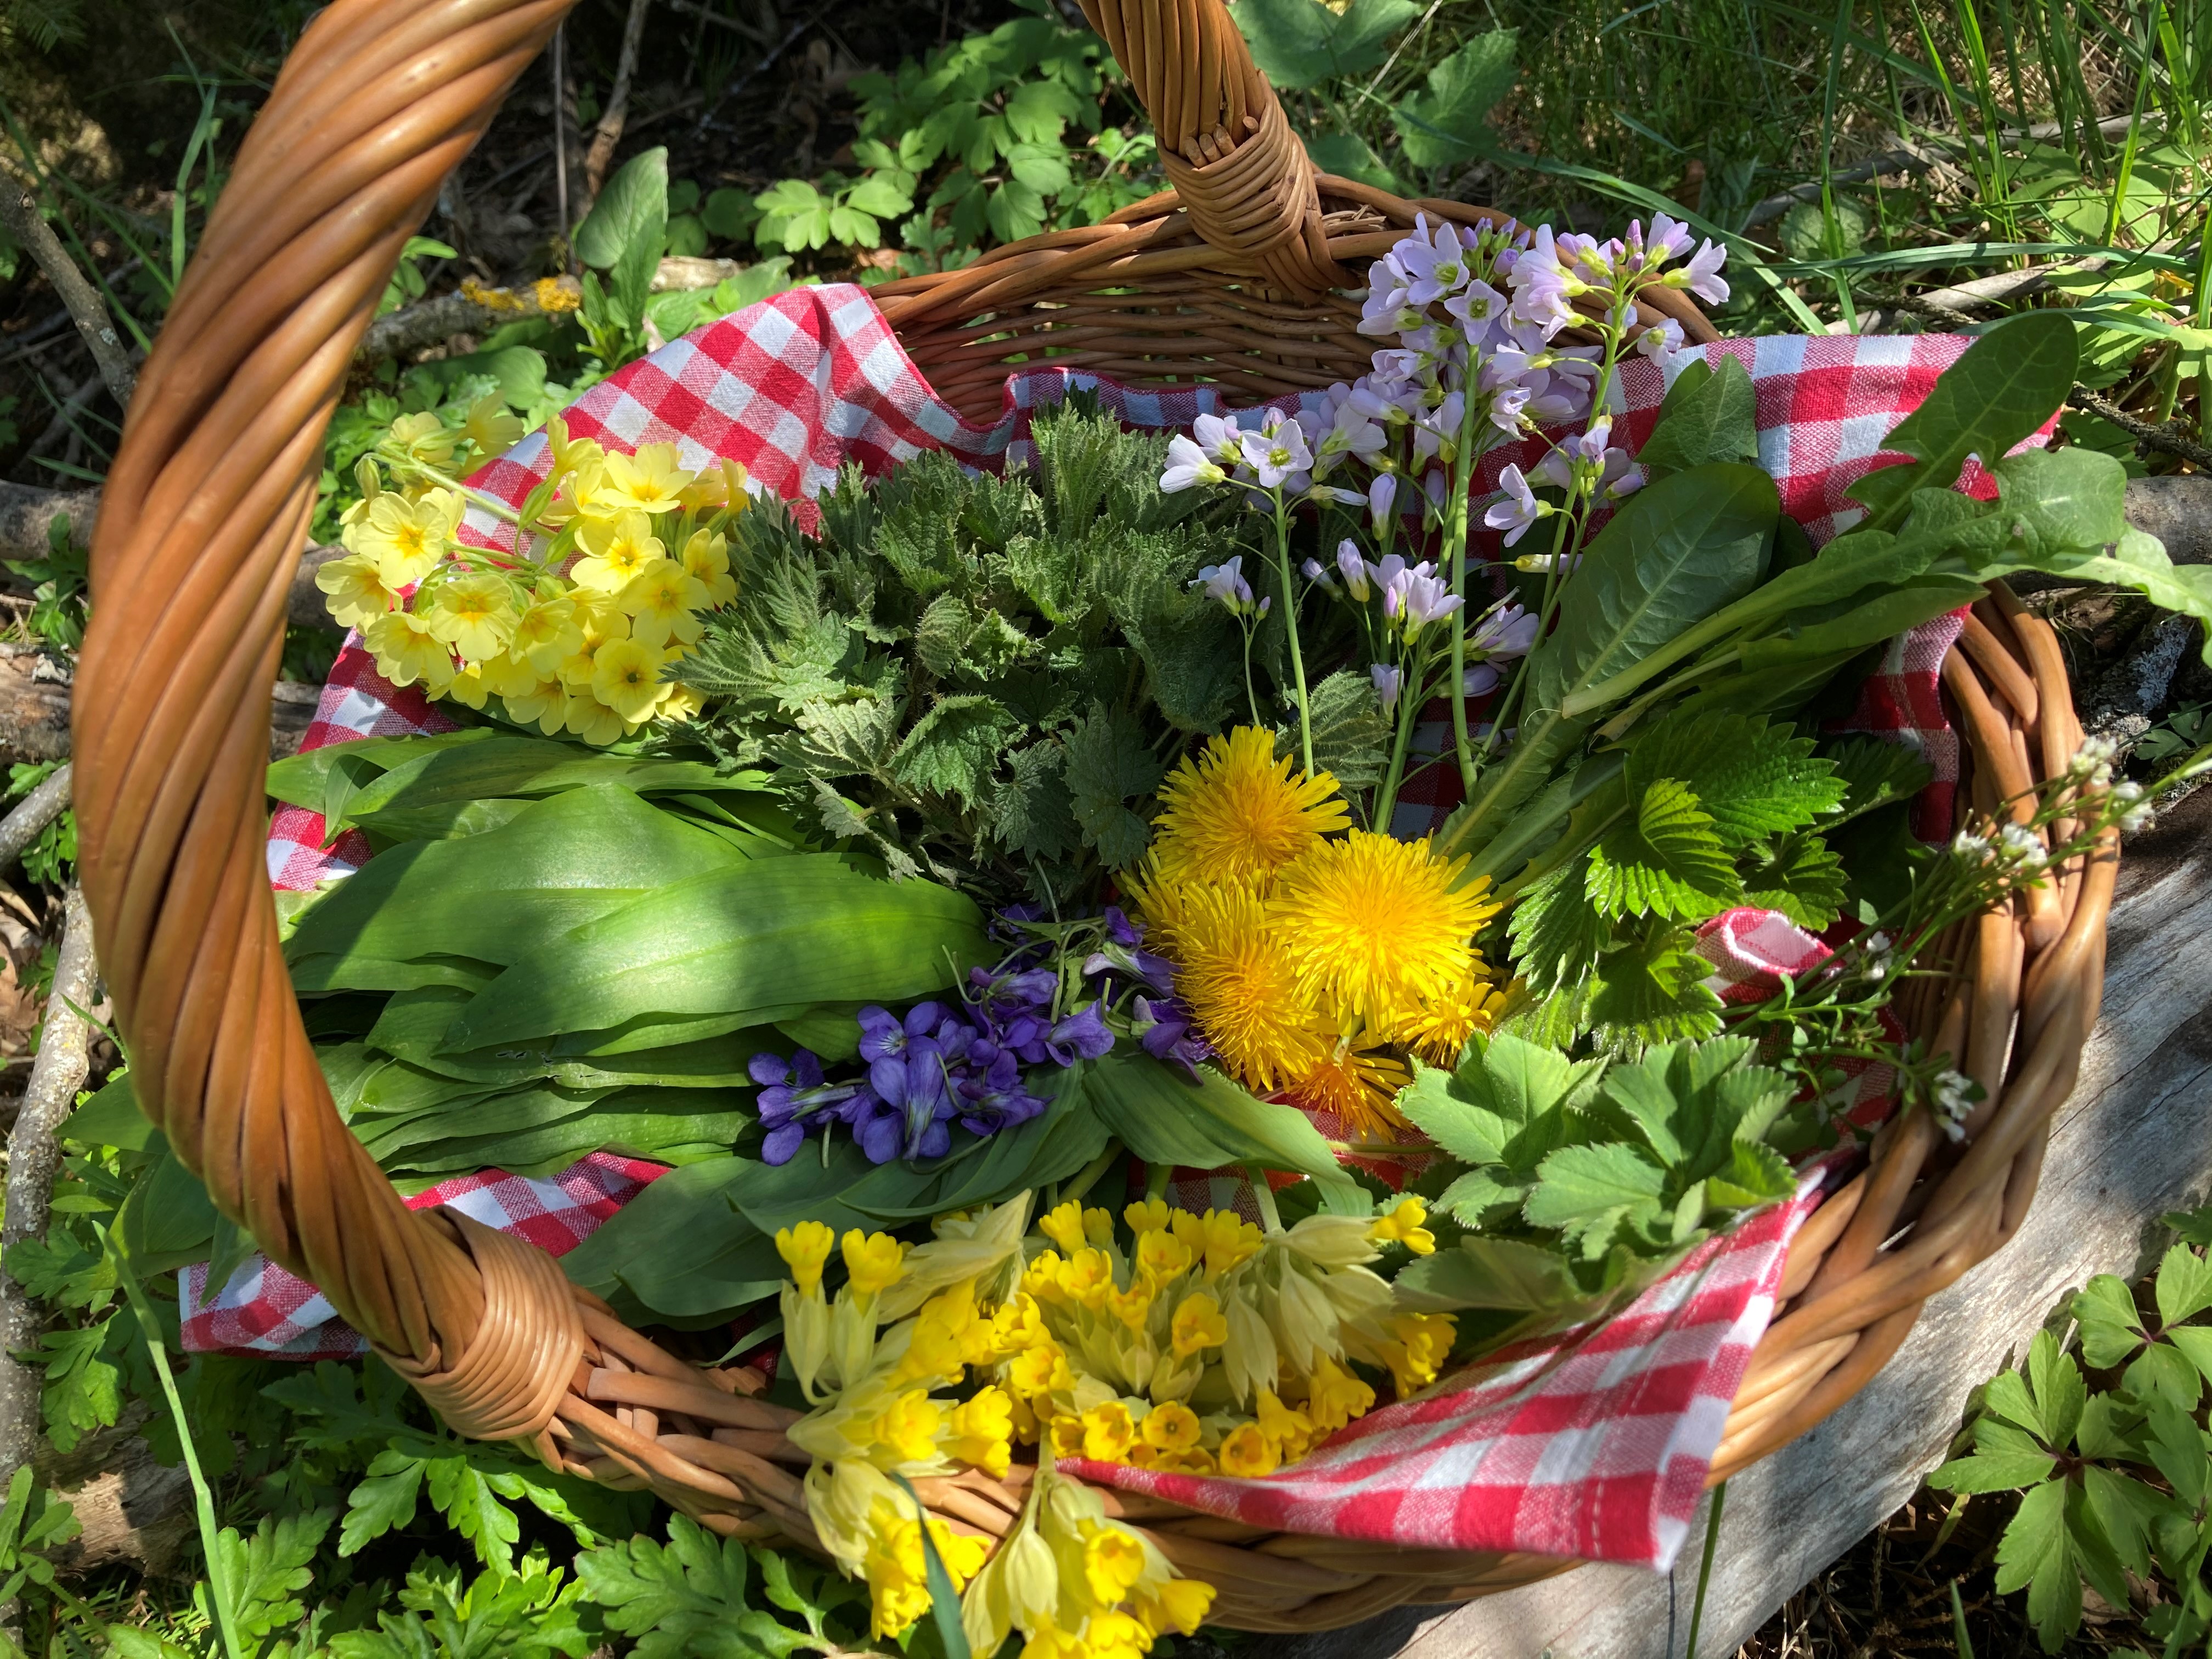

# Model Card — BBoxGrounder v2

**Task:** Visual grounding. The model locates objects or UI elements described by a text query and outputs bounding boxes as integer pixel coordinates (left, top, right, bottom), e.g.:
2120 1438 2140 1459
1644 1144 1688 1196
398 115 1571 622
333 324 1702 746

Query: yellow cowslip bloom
1137 1578 1217 1638
1169 1210 1262 1281
571 511 665 593
1079 1401 1136 1464
1166 881 1327 1092
1369 1197 1436 1256
1021 1249 1067 1307
1148 725 1351 888
591 637 670 724
351 489 462 588
1305 1355 1375 1434
843 1230 907 1297
1216 1421 1279 1478
619 558 711 648
1123 1198 1170 1234
775 1222 836 1297
1133 1229 1193 1286
990 1293 1048 1356
387 410 458 469
870 1389 944 1465
1007 1340 1072 1400
1291 1030 1412 1139
461 394 524 462
679 527 739 607
1081 1611 1152 1659
859 1500 986 1641
1038 1200 1088 1257
1138 1400 1201 1454
1046 1414 1087 1459
315 552 402 630
425 572 517 662
1270 831 1500 1023
1081 1523 1148 1608
1084 1209 1116 1250
1255 1389 1314 1459
946 1387 1015 1477
1019 1621 1087 1659
599 441 690 516
1169 1293 1228 1358
1058 1249 1114 1312
363 610 455 693
1379 1312 1456 1398
1103 1280 1152 1331
898 1288 981 1384
511 595 585 676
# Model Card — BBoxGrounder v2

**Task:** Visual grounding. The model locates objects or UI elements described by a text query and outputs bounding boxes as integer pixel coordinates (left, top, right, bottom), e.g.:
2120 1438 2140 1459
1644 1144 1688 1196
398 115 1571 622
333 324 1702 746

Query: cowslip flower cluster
775 1199 1221 1655
317 417 746 744
1126 728 1501 1135
748 932 1116 1167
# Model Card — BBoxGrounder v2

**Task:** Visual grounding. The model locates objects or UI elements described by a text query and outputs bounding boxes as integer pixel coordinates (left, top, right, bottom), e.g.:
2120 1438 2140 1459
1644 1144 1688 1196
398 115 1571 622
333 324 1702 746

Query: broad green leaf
1505 859 1612 996
337 737 769 830
1234 0 1422 89
577 148 670 325
1844 312 2078 532
2026 1329 2087 1450
1282 669 1390 795
267 728 494 813
1524 1141 1666 1234
1987 446 2129 555
1063 702 1166 869
2165 1325 2212 1389
1740 836 1848 931
2071 1273 2146 1367
2081 1464 2170 1582
286 786 747 985
2142 1395 2211 1510
1396 1031 1604 1171
444 855 987 1052
1392 30 1519 168
1586 778 1741 921
365 986 764 1091
1080 1048 1345 1183
1637 356 1757 478
1707 1139 1795 1207
1928 1446 2059 1493
1624 712 1845 848
1737 576 1989 674
1990 1478 2074 1647
340 1453 424 1556
2124 1340 2204 1413
1304 132 1401 192
575 1516 765 1659
1392 1235 1586 1316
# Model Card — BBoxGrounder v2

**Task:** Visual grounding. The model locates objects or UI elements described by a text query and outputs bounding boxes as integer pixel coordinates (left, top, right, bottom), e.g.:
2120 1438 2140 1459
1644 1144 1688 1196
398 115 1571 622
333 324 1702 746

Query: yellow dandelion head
1270 831 1499 1022
1167 881 1327 1092
1289 1031 1412 1139
1150 726 1350 889
1390 962 1505 1068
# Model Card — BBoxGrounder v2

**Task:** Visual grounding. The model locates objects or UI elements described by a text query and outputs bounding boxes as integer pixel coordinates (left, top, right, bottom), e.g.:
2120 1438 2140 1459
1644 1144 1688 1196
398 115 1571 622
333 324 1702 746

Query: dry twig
586 0 656 200
2068 385 2212 471
0 175 137 410
0 766 70 874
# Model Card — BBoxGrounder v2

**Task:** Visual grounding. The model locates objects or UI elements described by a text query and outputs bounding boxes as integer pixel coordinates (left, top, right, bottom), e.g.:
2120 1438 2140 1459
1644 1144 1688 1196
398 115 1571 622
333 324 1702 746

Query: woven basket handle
75 0 587 1430
1077 0 1345 295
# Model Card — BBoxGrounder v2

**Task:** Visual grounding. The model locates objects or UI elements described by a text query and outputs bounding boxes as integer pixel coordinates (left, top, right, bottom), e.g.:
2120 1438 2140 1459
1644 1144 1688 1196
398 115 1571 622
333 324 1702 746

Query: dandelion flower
571 511 664 592
1150 726 1350 888
1389 963 1504 1066
1168 881 1327 1091
1271 831 1498 1021
1289 1030 1412 1138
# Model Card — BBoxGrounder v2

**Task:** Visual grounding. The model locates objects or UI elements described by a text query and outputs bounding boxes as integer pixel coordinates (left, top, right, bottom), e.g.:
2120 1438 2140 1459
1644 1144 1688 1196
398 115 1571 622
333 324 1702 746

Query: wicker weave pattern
72 0 2113 1630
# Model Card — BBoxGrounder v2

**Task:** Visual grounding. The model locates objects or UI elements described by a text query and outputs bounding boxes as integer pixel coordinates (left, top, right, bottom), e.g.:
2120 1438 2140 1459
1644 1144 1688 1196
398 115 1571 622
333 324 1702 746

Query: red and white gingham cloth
179 1153 664 1359
221 286 2005 1568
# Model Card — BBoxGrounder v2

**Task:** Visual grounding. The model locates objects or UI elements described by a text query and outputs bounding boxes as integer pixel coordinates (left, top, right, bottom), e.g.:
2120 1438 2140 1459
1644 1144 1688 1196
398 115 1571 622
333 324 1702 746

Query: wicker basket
73 0 2114 1631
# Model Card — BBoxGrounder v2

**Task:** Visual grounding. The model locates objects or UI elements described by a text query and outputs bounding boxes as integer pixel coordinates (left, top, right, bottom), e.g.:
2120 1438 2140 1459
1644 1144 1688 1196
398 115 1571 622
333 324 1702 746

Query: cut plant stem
1269 489 1316 776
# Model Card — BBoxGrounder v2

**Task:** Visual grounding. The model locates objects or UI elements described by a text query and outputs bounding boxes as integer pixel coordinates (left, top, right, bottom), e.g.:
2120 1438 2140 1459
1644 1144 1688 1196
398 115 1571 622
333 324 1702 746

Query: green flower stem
1240 615 1262 729
104 1223 243 1659
1269 489 1316 776
380 447 530 531
1373 638 1432 831
1246 1164 1284 1233
1443 403 1488 795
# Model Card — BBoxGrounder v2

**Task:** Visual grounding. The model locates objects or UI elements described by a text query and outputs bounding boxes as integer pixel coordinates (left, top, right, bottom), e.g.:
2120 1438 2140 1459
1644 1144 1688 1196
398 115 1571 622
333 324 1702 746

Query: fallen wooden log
0 648 321 764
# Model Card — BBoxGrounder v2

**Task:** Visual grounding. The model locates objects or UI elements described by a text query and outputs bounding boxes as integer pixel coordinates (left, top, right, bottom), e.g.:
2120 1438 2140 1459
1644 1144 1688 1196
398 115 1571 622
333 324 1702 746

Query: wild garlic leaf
1638 355 1759 479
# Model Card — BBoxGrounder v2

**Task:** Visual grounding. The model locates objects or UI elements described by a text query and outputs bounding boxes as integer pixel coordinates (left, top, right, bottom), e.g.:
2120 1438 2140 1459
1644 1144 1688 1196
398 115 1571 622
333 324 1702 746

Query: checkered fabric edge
179 1153 665 1358
236 287 1990 1566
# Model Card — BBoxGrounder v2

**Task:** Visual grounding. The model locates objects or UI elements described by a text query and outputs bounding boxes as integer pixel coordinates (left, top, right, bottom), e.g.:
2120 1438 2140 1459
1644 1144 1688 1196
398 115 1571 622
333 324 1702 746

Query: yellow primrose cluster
1129 727 1505 1135
770 1191 1455 1656
316 415 745 745
774 1199 1218 1656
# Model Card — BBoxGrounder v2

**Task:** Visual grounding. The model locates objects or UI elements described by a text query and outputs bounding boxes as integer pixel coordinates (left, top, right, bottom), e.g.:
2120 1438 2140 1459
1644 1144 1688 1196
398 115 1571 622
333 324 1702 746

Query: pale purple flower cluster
1330 541 1463 639
1161 403 1380 506
1188 555 1269 619
1458 601 1541 697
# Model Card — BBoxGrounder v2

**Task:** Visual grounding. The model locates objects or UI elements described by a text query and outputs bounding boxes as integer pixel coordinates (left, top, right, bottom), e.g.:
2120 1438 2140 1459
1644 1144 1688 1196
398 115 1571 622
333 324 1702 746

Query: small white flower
1863 929 1895 981
1951 830 1994 864
2070 733 2119 783
2112 780 2146 806
1998 822 2047 866
2122 805 2155 835
1931 1068 1977 1142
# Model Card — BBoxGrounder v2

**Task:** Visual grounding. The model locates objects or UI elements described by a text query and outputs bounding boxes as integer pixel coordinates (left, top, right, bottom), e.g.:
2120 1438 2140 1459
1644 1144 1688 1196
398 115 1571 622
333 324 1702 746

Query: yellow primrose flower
1138 1400 1201 1454
678 527 739 607
460 394 524 462
1305 1355 1375 1434
843 1230 907 1297
511 595 585 676
362 610 455 693
1079 1401 1137 1464
775 1221 836 1297
1148 726 1351 889
1216 1421 1279 1477
571 511 665 593
591 637 670 725
618 558 712 648
1039 1200 1089 1257
1369 1197 1436 1256
658 681 705 724
870 1389 944 1465
599 442 690 516
1081 1523 1148 1607
350 489 462 588
502 678 568 735
315 552 402 630
1137 1579 1217 1637
1169 1210 1263 1280
426 572 517 662
443 659 492 710
1124 1198 1170 1234
1169 1293 1228 1358
387 410 458 468
563 688 630 746
1269 831 1500 1022
1133 1229 1193 1285
946 1387 1015 1477
545 417 602 482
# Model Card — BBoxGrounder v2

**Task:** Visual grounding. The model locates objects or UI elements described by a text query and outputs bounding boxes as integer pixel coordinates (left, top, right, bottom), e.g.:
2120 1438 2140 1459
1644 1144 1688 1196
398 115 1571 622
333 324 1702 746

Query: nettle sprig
1158 211 1729 822
1731 735 2212 1141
